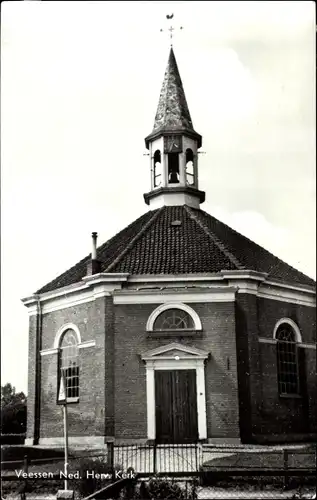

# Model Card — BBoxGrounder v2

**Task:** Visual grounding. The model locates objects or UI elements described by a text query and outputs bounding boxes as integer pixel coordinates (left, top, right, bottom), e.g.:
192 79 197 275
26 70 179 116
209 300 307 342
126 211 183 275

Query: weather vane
160 14 183 46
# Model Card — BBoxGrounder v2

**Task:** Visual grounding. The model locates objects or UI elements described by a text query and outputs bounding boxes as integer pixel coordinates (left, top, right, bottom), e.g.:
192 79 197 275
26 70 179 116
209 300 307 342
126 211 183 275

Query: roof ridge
199 207 315 284
105 207 164 273
162 51 172 131
184 205 244 270
35 211 154 293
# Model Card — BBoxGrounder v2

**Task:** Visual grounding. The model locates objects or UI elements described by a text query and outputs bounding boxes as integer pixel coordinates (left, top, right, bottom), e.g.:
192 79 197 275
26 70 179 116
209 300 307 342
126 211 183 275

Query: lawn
202 449 316 470
1 452 110 499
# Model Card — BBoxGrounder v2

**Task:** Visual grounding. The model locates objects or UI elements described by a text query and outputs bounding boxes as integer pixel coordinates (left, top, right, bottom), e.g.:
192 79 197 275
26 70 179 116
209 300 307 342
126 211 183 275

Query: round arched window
153 150 162 188
185 148 195 186
275 323 299 396
59 329 79 400
153 308 195 330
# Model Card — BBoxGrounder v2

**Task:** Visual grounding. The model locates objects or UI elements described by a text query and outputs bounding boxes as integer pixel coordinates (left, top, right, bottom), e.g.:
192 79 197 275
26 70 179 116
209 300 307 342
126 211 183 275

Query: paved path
198 487 316 499
3 488 316 500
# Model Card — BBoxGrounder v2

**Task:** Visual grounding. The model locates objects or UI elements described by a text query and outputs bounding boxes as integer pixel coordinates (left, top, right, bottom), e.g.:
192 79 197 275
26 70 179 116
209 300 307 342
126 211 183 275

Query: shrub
136 477 198 500
1 384 27 435
0 433 26 445
1 445 64 468
76 456 112 497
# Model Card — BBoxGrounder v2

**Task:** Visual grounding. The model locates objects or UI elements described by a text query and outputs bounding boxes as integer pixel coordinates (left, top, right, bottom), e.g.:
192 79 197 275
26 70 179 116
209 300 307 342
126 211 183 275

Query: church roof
37 205 315 293
148 47 200 137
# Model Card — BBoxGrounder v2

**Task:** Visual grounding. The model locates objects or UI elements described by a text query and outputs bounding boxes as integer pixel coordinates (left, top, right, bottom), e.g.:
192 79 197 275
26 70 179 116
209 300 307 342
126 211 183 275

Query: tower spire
143 42 205 210
145 47 201 146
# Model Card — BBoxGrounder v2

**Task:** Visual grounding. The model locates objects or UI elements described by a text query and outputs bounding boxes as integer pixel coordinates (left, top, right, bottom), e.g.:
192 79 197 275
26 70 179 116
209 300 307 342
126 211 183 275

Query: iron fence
110 442 199 474
1 443 316 499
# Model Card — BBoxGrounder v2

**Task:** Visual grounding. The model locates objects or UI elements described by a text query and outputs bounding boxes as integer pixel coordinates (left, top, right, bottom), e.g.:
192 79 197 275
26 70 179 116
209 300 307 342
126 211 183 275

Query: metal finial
160 14 183 47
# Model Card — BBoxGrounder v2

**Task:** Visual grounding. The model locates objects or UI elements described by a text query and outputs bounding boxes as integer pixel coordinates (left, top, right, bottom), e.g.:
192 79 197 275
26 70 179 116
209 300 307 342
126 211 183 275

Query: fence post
107 442 114 475
20 454 28 500
283 449 289 490
23 454 28 473
153 441 157 474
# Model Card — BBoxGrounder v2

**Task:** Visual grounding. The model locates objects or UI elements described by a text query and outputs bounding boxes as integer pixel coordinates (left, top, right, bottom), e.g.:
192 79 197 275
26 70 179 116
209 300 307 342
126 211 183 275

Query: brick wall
235 294 262 442
257 298 316 343
26 315 38 443
254 297 316 441
34 296 114 441
41 300 98 349
113 301 240 441
27 286 315 445
235 294 316 443
104 297 115 437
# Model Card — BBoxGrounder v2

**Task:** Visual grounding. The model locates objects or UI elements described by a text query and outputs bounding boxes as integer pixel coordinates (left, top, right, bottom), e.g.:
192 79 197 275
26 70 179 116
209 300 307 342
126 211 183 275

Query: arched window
168 154 180 183
59 329 79 400
153 150 162 187
185 148 194 186
146 303 202 333
153 308 195 331
275 323 299 396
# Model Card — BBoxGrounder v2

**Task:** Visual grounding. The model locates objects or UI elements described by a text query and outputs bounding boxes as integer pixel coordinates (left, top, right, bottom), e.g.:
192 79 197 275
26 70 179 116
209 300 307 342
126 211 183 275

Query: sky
1 1 315 393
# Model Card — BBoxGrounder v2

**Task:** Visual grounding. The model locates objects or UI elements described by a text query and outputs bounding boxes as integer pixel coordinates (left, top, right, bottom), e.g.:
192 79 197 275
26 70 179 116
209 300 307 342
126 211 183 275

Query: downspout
34 295 42 445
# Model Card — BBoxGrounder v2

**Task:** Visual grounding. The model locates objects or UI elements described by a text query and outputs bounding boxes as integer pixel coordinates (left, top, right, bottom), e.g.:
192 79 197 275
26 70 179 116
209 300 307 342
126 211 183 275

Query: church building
23 46 316 446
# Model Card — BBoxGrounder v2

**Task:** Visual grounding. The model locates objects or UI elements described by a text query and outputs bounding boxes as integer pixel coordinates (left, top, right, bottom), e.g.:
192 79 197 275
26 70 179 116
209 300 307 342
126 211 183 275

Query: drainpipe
34 296 42 445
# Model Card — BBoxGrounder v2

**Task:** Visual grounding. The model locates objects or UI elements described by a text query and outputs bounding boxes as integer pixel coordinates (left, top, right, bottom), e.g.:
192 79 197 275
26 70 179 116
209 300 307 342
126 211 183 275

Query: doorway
155 370 198 443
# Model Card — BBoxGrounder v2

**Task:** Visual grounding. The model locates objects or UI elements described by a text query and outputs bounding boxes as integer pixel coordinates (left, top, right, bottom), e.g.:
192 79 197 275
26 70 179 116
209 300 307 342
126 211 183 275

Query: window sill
147 330 202 338
279 394 302 399
66 397 79 404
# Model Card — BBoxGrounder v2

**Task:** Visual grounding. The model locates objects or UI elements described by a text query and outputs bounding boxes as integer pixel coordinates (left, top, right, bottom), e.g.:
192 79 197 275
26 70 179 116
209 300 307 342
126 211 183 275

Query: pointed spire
152 47 194 133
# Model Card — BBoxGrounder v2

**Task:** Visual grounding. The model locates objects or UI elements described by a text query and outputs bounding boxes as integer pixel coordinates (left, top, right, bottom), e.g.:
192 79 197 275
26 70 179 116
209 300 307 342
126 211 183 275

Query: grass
1 455 110 499
1 446 65 465
200 447 316 490
202 450 316 469
1 445 108 471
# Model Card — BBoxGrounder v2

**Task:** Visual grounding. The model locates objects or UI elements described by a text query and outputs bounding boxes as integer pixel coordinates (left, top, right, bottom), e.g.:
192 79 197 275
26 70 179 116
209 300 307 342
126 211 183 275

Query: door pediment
141 342 209 361
142 342 208 441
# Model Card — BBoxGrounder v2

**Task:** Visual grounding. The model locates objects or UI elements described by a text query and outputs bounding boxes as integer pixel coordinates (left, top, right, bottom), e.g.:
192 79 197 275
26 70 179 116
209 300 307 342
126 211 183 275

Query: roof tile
36 205 315 294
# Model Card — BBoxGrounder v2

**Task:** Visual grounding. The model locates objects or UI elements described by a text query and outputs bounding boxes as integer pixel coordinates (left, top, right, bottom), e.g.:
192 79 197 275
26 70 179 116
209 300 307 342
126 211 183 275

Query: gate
110 443 201 474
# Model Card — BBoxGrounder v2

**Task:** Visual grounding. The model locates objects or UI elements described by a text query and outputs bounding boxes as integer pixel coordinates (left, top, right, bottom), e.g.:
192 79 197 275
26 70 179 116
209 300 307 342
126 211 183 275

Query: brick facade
234 295 316 443
254 297 316 442
28 298 111 443
26 314 39 442
113 301 240 441
26 288 316 445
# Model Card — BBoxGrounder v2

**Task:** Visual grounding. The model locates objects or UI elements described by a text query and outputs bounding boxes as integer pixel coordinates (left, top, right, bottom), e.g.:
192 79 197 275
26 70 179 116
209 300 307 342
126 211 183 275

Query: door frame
141 343 209 441
155 369 198 443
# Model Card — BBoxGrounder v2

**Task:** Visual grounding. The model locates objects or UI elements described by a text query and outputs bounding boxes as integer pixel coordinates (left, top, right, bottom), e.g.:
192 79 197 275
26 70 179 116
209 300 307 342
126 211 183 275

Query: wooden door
155 370 198 443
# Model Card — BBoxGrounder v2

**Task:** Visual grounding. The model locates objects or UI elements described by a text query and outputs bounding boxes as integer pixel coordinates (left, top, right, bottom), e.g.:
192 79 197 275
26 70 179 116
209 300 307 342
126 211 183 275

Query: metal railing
1 443 316 498
200 445 317 489
110 442 199 474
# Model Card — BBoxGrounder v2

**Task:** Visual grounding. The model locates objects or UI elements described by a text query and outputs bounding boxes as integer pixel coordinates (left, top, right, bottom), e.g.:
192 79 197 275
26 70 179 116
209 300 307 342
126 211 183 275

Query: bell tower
143 47 205 209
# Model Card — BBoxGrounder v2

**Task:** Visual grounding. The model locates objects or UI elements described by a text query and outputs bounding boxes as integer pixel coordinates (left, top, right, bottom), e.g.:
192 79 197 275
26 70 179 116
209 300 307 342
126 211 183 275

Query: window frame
274 319 301 398
146 303 202 338
56 327 80 404
153 307 195 331
185 148 195 186
153 150 162 188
